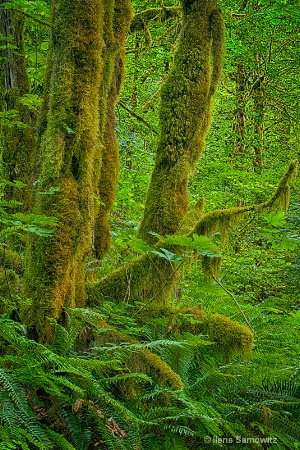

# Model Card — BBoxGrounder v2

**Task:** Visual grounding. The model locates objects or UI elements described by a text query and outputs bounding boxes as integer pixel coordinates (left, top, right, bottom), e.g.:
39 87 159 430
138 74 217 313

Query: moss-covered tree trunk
0 1 36 210
94 1 132 259
89 0 297 311
138 0 224 244
89 0 225 305
22 0 132 341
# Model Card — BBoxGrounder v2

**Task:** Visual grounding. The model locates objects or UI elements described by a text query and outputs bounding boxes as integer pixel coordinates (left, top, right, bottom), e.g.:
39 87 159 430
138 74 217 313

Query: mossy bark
0 2 36 210
95 0 133 259
138 0 224 244
89 160 297 305
22 0 132 341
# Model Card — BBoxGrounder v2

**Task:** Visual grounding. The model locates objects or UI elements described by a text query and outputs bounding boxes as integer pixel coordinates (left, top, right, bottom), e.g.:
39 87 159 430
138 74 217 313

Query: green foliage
0 178 57 243
0 311 143 449
0 0 299 448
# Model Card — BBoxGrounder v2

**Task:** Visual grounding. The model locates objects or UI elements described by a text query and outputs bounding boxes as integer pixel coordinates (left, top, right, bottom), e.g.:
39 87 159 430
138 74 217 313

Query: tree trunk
89 0 225 306
0 1 36 211
252 72 265 172
138 0 224 244
22 0 132 341
94 1 132 259
233 63 247 157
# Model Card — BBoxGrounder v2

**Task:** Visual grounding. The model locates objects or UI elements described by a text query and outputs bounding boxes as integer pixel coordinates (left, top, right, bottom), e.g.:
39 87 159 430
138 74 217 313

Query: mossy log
169 304 254 358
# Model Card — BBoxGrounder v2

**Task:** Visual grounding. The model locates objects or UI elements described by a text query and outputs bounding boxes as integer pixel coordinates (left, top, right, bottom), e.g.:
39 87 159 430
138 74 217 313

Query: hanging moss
195 160 298 241
0 8 36 211
90 159 297 308
130 6 181 32
258 159 297 211
194 160 297 276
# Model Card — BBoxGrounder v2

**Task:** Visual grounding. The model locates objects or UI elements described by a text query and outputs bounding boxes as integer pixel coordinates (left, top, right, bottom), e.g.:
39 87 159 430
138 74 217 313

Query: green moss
192 160 298 276
22 178 79 337
203 313 254 357
195 161 298 242
259 159 298 212
21 0 134 341
177 198 205 235
138 0 222 244
141 349 184 390
22 0 107 341
0 248 23 274
171 307 253 359
95 0 133 260
88 252 182 307
130 6 181 32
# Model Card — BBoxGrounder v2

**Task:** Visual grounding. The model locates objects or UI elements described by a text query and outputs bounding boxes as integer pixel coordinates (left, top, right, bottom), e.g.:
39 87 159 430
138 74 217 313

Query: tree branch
118 101 158 134
130 6 181 32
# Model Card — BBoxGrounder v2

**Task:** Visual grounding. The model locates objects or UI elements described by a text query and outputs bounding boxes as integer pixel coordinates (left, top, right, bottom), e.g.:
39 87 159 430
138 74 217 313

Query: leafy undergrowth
0 298 299 449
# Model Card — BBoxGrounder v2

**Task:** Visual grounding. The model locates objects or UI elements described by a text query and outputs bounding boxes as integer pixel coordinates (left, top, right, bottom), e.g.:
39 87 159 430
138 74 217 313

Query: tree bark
94 1 132 259
138 0 224 244
252 72 265 172
22 0 132 341
0 1 36 211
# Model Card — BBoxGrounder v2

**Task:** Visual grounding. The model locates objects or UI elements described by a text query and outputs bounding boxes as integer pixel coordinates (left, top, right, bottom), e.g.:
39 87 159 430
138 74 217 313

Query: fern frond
46 429 77 450
62 408 92 450
0 368 29 412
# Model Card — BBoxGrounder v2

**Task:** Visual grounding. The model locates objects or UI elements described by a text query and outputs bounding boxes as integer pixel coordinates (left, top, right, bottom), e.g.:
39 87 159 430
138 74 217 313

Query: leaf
19 94 43 110
21 226 54 237
151 248 183 262
37 186 61 195
264 211 286 228
162 234 222 258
